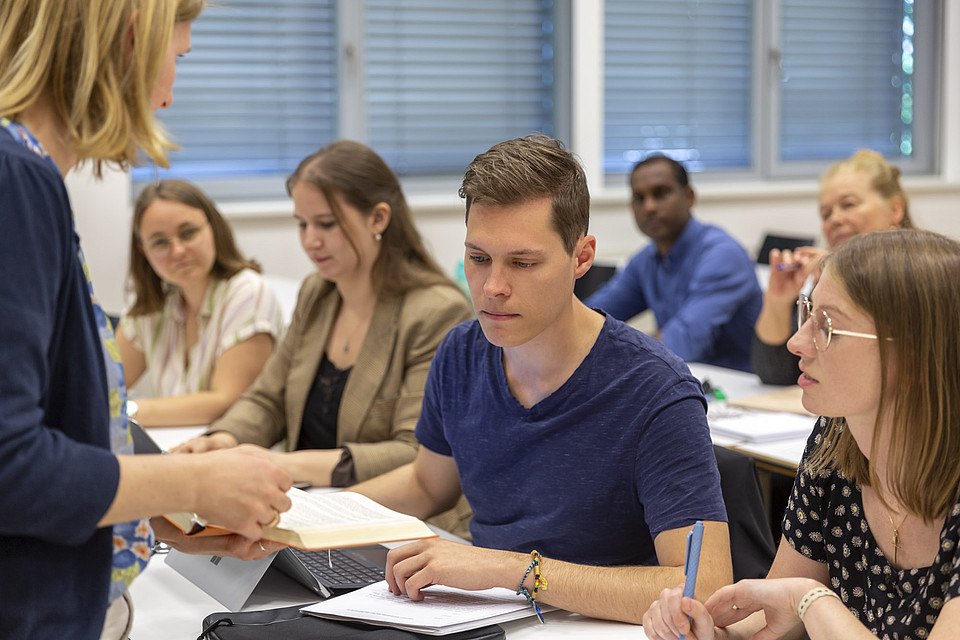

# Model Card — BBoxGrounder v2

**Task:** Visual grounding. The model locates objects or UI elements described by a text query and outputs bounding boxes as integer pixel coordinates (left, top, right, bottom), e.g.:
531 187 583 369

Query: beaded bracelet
531 550 547 596
516 550 547 623
797 586 840 622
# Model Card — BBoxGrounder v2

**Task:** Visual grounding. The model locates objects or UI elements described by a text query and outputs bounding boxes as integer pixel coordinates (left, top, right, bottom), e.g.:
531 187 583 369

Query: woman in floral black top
643 229 960 640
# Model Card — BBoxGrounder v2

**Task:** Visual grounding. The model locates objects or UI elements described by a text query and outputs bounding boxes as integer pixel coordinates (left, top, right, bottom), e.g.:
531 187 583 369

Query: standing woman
117 180 284 427
643 229 960 639
177 141 473 532
752 150 913 384
0 2 293 639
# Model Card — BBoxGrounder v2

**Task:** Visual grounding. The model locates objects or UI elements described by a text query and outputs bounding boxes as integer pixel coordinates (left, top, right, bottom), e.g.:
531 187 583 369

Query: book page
277 490 410 531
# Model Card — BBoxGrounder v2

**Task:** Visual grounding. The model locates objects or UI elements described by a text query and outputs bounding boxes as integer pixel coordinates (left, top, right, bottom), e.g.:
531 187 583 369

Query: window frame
136 0 946 208
598 0 942 188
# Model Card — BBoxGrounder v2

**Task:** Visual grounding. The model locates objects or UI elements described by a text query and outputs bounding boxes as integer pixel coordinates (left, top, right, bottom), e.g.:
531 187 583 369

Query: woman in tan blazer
178 141 472 494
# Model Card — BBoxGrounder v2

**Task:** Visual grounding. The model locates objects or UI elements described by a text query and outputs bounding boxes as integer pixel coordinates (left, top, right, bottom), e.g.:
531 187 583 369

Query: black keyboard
287 546 386 590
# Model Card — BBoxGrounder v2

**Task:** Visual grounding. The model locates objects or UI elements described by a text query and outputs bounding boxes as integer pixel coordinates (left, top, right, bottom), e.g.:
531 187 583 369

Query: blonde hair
821 149 914 229
0 0 204 175
804 229 960 522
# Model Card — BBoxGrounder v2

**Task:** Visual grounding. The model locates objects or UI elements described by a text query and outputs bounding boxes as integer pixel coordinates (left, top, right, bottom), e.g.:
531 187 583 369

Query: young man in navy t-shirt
353 135 731 624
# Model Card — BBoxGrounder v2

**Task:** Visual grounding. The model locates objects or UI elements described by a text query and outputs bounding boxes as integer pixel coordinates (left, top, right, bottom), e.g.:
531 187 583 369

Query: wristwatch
126 400 139 420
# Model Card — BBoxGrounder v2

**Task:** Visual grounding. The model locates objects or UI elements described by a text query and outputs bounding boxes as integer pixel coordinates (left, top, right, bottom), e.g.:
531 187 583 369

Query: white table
129 539 650 639
686 363 809 473
131 431 650 639
145 425 207 452
129 365 809 640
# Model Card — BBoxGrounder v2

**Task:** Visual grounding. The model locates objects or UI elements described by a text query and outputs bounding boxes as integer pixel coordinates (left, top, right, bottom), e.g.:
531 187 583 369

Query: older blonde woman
752 150 913 384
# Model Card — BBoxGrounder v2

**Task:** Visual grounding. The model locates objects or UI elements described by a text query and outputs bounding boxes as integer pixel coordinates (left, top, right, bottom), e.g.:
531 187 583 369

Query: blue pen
679 521 704 640
775 262 803 272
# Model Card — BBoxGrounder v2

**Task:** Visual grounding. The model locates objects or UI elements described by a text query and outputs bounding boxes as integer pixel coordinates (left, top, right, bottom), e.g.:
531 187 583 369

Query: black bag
198 604 505 640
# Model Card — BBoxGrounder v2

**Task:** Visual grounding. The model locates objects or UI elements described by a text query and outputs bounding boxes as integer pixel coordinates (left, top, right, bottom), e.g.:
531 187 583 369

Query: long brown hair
127 179 260 316
286 140 457 297
803 229 960 521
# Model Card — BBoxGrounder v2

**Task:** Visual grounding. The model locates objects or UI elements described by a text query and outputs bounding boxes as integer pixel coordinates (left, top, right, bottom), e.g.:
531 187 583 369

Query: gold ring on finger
266 510 281 528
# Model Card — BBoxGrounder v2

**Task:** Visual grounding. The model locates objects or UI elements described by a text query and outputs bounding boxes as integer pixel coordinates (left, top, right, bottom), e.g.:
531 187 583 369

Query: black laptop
273 545 390 599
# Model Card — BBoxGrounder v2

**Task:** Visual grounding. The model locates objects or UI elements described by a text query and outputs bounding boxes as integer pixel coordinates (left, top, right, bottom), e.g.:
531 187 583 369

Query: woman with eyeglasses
0 2 294 638
116 180 284 427
752 150 914 385
643 229 960 639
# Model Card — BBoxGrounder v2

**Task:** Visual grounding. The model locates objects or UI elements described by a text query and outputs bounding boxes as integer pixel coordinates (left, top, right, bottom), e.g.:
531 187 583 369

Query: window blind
604 0 753 174
134 0 337 182
364 0 556 175
779 0 912 161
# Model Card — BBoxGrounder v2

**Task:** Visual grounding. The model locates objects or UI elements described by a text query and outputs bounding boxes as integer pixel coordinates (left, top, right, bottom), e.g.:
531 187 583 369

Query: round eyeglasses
142 221 209 258
796 294 879 351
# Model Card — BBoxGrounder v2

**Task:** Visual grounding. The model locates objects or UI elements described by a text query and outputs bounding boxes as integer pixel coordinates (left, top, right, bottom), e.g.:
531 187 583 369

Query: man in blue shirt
353 136 731 624
586 156 761 372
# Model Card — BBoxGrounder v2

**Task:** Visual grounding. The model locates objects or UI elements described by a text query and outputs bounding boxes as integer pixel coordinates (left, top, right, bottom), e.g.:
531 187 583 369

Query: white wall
67 2 960 315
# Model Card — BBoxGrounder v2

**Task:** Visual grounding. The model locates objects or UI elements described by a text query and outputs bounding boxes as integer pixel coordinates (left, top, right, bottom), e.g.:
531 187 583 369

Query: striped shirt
119 269 284 396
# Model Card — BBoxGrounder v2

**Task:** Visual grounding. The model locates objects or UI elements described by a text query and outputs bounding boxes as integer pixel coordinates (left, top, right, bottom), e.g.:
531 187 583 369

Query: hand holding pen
679 521 704 640
765 247 823 303
774 261 803 272
770 246 824 273
640 521 715 640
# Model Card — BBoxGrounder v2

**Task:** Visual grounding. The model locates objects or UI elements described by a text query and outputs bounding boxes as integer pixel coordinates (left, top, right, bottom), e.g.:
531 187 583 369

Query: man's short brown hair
459 135 590 254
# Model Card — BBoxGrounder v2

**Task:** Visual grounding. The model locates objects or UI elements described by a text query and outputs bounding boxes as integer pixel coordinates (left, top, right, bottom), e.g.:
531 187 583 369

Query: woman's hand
184 446 293 540
705 577 822 640
765 247 823 303
756 246 826 345
643 584 720 640
150 516 286 561
172 431 239 453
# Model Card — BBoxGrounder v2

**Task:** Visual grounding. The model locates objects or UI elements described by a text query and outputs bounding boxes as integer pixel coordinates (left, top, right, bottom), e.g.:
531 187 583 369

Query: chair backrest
713 445 777 581
755 234 816 265
574 263 617 300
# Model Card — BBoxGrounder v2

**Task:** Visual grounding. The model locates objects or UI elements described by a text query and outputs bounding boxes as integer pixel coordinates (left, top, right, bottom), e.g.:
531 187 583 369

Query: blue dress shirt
586 218 762 371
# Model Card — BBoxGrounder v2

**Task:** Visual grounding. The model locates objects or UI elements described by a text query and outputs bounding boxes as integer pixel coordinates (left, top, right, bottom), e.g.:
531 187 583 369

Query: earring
375 233 382 241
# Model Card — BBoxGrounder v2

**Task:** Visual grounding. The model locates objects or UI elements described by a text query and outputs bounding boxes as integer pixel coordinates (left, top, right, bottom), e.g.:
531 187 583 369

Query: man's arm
383 520 730 625
660 241 759 362
351 446 462 520
583 253 649 321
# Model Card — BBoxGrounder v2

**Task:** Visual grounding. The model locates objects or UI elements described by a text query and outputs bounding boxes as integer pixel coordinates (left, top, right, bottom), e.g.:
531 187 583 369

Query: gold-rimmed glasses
142 221 210 258
796 294 879 351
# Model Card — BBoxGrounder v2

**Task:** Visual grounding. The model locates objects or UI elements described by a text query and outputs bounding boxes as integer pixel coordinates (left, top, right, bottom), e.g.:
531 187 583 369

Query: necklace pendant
343 342 349 353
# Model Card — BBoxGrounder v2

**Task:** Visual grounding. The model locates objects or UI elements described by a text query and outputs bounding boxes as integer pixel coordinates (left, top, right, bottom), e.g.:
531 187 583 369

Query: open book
164 488 437 550
302 582 550 635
